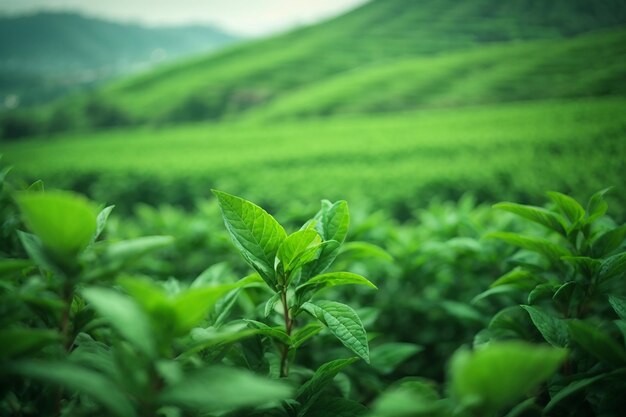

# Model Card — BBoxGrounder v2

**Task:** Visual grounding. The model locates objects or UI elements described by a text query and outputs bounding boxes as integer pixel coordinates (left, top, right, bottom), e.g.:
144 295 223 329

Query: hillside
3 97 625 217
2 0 626 138
0 12 239 107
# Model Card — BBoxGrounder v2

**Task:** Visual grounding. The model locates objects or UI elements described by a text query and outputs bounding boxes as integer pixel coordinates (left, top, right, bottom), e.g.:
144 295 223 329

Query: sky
0 0 369 36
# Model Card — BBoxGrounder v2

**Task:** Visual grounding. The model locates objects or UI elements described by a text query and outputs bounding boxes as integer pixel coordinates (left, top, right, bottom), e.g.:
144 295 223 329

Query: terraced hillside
3 0 625 137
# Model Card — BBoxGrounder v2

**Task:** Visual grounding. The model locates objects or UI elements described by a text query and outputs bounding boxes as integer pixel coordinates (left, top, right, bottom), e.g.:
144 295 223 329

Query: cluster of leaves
2 157 622 417
0 160 384 416
461 190 626 416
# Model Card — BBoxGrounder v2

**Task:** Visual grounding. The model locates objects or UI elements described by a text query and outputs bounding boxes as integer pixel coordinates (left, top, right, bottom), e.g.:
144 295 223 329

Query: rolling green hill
3 97 625 218
0 12 239 107
2 0 625 138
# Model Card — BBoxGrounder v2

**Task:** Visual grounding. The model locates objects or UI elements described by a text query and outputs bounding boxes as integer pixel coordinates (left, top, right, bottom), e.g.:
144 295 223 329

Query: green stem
279 289 293 378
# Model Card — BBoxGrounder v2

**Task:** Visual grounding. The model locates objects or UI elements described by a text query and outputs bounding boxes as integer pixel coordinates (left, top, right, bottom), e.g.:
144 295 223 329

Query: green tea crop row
2 98 625 219
1 163 624 416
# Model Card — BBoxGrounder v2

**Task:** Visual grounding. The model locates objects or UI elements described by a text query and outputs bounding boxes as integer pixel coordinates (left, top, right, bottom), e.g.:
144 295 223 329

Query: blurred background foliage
0 0 625 415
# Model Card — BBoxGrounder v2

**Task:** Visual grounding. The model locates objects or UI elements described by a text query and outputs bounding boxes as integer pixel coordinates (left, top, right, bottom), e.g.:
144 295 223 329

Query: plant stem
279 289 293 378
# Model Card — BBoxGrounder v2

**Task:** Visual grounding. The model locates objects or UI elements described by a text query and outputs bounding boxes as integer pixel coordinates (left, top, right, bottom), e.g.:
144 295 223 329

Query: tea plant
0 181 292 416
471 189 626 416
0 168 379 416
212 191 378 407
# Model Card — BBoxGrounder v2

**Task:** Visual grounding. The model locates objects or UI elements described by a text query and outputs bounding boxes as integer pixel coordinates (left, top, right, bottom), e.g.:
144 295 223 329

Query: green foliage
1 159 623 417
4 98 625 216
449 342 567 415
476 189 626 416
15 191 97 259
214 190 375 374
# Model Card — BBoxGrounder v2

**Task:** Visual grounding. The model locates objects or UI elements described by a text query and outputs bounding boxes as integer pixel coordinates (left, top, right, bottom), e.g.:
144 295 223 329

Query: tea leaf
7 360 137 417
160 366 291 412
82 287 156 357
0 328 60 359
449 342 567 415
586 187 612 223
314 200 350 243
608 295 626 321
296 357 359 415
213 190 287 289
16 191 97 258
598 252 626 283
370 343 423 374
547 191 585 225
488 232 570 264
301 240 341 279
592 225 626 257
521 305 569 347
93 205 115 242
296 271 377 300
291 322 324 348
544 373 610 413
302 300 369 362
277 229 322 273
568 320 626 365
493 202 565 234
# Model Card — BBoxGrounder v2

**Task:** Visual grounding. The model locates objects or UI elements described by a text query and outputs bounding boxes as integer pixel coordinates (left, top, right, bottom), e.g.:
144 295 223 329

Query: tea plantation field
2 97 625 217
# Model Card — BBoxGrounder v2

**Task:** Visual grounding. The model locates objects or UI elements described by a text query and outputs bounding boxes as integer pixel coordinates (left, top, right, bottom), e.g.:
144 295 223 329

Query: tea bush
0 163 623 416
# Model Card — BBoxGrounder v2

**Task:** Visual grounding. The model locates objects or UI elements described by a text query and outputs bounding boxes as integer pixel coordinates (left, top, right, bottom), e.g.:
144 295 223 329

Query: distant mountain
0 12 240 106
2 0 626 138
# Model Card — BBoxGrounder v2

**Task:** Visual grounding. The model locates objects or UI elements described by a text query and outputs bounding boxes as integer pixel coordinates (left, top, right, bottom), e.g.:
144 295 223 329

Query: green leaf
449 342 567 415
296 272 377 300
561 256 601 277
598 252 626 283
544 373 609 413
314 200 350 243
118 276 235 336
212 190 287 289
488 232 570 264
471 285 518 304
7 360 137 417
592 225 626 257
301 240 341 279
568 320 626 365
17 231 60 273
179 323 260 359
586 187 612 223
370 380 445 417
370 343 423 375
0 258 33 279
493 202 565 234
27 179 44 192
160 366 291 412
172 285 235 335
338 241 393 262
243 319 291 345
82 287 156 357
528 283 559 304
490 268 541 289
521 305 569 347
264 292 281 318
102 236 174 266
609 295 626 321
291 322 324 348
93 205 115 242
547 191 585 225
302 300 369 363
277 229 322 274
296 357 359 415
0 328 61 359
16 191 97 257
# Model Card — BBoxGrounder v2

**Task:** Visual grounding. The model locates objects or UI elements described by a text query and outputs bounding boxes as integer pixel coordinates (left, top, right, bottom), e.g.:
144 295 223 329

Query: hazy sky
0 0 369 36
